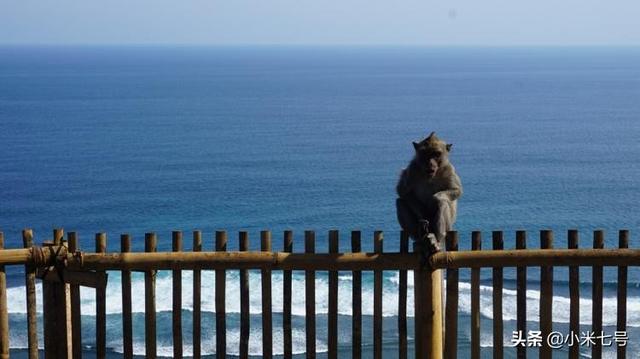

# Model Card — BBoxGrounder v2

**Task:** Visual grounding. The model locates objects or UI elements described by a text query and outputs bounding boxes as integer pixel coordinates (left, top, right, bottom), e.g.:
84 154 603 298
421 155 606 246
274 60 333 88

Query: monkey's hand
433 188 461 203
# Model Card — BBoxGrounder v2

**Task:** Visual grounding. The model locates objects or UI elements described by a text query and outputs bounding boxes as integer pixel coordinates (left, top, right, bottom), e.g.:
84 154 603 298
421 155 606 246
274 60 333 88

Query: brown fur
396 132 462 249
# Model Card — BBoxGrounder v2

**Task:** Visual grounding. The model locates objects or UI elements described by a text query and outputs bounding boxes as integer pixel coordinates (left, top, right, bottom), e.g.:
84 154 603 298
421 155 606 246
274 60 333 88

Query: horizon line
1 43 640 48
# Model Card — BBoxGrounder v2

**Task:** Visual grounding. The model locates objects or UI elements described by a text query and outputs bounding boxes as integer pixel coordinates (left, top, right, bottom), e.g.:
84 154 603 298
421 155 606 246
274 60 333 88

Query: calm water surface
1 46 640 357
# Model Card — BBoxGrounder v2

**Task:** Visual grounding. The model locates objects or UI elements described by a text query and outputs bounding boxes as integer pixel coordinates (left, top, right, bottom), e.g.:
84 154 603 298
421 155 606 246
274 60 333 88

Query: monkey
396 132 462 252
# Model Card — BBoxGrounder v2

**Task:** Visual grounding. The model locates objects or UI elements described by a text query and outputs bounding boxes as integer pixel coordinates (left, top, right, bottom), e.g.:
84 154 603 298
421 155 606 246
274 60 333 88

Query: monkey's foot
426 233 442 254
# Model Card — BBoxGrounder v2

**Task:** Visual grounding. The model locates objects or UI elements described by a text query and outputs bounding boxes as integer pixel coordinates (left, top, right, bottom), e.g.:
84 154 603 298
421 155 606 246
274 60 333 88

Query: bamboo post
592 230 604 359
58 229 71 359
42 250 53 359
42 238 55 358
414 235 424 359
215 231 227 359
305 231 316 359
539 230 553 359
328 230 339 359
22 229 38 359
414 225 443 359
239 231 250 359
568 230 579 359
145 233 157 359
95 233 107 359
492 231 503 359
373 231 383 359
282 231 293 359
172 231 183 359
44 228 71 359
121 234 133 359
426 253 443 359
617 230 629 359
68 232 82 359
470 231 481 359
192 231 202 359
260 230 272 359
0 232 9 359
444 231 459 359
351 231 362 359
59 230 72 359
515 231 527 359
398 231 409 359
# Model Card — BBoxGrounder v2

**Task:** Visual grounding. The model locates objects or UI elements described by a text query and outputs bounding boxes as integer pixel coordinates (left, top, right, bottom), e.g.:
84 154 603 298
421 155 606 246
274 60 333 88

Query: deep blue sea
1 46 640 358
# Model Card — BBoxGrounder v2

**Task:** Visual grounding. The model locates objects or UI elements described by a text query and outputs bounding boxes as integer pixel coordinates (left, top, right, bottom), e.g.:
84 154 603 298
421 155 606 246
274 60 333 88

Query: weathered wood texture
216 231 227 359
121 234 134 359
414 225 444 359
44 229 70 359
239 231 250 359
6 245 640 270
539 230 553 359
351 231 362 359
398 231 409 359
96 233 107 359
592 230 604 359
492 231 503 359
516 230 527 359
568 230 579 359
373 231 383 359
68 232 82 359
22 229 38 359
305 231 316 359
172 231 183 359
192 231 202 359
283 230 293 359
261 231 272 359
618 230 629 359
444 231 459 359
328 230 339 359
144 233 157 359
470 231 481 359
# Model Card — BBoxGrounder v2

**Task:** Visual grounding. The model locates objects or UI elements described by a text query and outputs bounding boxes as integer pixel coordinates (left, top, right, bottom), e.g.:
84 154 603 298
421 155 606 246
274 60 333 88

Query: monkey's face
412 132 452 179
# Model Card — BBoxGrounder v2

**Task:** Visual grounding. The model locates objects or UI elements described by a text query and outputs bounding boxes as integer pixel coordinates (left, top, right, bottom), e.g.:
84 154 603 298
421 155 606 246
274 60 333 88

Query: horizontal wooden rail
70 252 420 271
3 246 640 270
430 248 640 268
0 248 32 265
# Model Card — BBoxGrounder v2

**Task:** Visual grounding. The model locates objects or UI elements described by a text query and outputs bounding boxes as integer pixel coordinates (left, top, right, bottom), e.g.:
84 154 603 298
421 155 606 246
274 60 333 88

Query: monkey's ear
446 143 453 152
412 141 420 151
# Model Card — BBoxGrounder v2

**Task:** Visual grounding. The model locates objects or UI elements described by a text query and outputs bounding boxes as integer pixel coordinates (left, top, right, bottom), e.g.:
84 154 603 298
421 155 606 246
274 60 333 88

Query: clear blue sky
2 0 639 46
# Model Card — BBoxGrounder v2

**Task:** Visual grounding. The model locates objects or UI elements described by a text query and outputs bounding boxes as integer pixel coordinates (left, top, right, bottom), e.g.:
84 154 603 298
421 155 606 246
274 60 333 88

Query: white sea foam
6 325 326 357
6 270 640 328
110 327 327 357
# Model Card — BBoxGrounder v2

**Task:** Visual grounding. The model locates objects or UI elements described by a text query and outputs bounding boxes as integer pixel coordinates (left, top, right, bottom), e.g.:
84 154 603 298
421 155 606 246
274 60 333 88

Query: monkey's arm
433 170 463 202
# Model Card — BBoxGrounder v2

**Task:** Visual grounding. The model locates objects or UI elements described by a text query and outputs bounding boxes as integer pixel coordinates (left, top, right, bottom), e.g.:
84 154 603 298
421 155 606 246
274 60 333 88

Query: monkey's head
412 132 452 179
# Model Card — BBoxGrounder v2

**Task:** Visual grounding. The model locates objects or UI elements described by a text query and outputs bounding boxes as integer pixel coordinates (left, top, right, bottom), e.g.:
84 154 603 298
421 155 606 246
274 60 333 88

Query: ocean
1 45 640 358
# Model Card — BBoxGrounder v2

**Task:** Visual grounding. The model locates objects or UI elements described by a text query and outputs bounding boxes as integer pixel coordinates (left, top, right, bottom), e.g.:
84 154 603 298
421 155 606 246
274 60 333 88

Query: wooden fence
0 228 636 359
